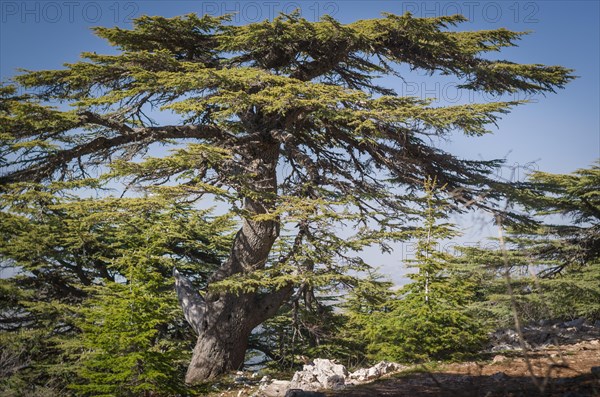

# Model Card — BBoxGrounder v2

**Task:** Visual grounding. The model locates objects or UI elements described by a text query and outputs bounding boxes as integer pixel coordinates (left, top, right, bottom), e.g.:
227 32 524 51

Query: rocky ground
325 339 600 396
209 319 600 397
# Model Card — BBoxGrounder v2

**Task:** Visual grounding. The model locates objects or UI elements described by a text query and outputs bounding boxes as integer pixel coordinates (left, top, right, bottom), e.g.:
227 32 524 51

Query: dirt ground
213 339 600 397
325 340 600 397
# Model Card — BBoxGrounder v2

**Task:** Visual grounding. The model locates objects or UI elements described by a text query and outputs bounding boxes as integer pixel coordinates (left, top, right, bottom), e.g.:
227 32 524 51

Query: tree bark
181 139 293 383
185 288 290 382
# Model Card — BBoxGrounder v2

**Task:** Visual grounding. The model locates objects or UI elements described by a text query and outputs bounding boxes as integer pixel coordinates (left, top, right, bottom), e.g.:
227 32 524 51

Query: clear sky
1 1 599 283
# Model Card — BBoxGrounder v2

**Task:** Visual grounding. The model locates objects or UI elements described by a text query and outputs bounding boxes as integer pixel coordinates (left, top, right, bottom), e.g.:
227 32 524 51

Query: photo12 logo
398 81 537 105
400 1 540 24
494 162 540 183
200 2 340 22
1 2 140 23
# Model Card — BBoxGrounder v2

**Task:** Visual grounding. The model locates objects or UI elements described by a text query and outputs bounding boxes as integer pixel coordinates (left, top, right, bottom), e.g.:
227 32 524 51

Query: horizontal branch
1 112 230 184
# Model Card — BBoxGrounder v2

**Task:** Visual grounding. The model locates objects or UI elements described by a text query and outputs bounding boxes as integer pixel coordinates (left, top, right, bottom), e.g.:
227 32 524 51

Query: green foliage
0 183 233 395
337 273 396 367
515 164 600 320
1 11 573 221
69 281 185 396
349 179 487 363
453 163 600 327
0 8 576 386
64 218 202 396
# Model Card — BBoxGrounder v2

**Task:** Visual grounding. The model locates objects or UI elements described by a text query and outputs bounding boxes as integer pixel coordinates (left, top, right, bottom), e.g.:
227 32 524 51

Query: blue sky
1 1 599 283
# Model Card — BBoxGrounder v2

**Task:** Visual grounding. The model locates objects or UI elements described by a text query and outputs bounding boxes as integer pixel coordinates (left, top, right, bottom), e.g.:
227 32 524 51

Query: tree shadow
326 371 600 396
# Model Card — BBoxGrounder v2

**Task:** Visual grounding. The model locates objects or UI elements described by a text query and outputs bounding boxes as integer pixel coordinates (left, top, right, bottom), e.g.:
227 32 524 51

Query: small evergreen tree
66 210 209 396
360 179 487 362
339 273 395 367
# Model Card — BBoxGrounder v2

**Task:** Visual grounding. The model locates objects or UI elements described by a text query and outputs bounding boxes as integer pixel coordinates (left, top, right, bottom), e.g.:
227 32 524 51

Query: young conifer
361 179 487 362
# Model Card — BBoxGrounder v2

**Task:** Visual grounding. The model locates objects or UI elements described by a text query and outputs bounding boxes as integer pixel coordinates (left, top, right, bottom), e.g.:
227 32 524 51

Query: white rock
264 358 406 394
348 361 404 384
372 361 403 375
259 380 291 397
366 366 381 379
348 368 370 382
289 359 348 391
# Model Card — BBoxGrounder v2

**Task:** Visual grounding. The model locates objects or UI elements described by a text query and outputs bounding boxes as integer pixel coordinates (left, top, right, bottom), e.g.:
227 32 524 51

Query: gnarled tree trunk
176 140 293 383
184 288 290 382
